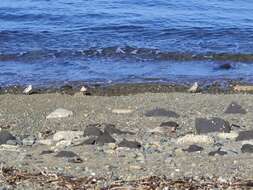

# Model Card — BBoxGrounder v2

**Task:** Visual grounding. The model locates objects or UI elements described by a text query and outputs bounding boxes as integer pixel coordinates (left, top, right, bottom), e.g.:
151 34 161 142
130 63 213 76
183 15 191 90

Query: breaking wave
1 47 253 63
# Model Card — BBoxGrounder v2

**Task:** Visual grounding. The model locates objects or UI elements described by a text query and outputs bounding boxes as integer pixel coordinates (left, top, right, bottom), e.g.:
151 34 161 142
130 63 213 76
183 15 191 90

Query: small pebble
208 148 227 156
118 139 141 149
183 144 203 153
112 109 133 114
55 151 79 158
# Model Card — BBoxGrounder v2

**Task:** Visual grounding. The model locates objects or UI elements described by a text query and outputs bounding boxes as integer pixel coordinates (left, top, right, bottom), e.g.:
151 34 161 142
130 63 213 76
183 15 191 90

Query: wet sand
0 92 253 189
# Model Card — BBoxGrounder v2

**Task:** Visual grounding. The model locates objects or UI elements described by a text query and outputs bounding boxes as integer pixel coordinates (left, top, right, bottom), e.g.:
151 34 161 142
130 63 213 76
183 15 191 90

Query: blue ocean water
0 0 253 86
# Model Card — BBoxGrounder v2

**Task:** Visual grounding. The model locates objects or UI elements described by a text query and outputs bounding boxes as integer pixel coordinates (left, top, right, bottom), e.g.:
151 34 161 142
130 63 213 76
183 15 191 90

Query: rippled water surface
1 0 253 86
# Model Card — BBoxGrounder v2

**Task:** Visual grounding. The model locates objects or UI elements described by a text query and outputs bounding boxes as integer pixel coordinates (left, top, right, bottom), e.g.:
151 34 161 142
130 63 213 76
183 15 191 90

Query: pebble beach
0 90 253 189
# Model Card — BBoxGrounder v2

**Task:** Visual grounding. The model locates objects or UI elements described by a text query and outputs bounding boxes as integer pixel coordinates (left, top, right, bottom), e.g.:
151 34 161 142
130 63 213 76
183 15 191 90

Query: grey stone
53 131 83 141
82 137 97 145
112 109 133 114
208 148 227 156
40 150 54 155
231 124 242 129
241 144 253 153
22 136 36 146
6 139 20 145
145 108 179 118
0 130 16 145
224 149 238 155
160 121 179 128
96 131 116 145
118 139 141 149
236 130 253 141
183 144 203 153
83 124 103 137
104 124 134 135
68 157 83 163
60 85 74 95
144 146 161 154
195 117 231 134
217 131 238 140
225 102 246 114
46 108 73 119
55 151 79 158
176 134 214 145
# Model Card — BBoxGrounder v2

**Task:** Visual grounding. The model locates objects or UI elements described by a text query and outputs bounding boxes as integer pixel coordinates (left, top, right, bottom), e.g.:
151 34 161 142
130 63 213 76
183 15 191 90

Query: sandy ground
0 92 253 189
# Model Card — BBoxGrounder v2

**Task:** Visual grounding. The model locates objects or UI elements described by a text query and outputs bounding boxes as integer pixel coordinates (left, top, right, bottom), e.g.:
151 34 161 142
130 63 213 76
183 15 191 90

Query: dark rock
83 124 103 137
160 121 179 128
96 131 116 145
55 151 79 158
0 124 11 130
0 130 16 145
104 124 134 135
24 154 32 159
236 130 253 141
104 124 124 135
158 121 179 133
217 63 233 70
60 85 74 95
183 144 203 153
214 142 223 147
82 137 97 145
40 150 54 155
231 124 242 129
68 157 83 163
241 144 253 153
225 102 246 114
195 117 231 134
118 139 141 149
145 108 179 118
84 91 92 96
40 129 55 139
208 148 227 156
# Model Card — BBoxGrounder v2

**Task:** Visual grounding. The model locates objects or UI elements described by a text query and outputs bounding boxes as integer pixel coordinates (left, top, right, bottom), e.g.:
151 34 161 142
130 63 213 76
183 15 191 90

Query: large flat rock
195 117 231 134
145 108 179 118
46 108 73 119
236 130 253 141
224 102 246 114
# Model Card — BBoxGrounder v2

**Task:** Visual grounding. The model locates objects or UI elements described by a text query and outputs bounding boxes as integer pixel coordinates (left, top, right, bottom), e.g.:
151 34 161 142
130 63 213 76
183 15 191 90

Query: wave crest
1 46 253 62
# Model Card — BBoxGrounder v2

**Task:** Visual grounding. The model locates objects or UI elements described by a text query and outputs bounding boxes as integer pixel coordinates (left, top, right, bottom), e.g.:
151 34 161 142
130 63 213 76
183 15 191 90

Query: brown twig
0 167 253 190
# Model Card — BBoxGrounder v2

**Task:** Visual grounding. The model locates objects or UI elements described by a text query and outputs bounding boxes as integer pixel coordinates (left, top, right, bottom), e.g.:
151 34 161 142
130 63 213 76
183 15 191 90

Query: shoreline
1 80 252 96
